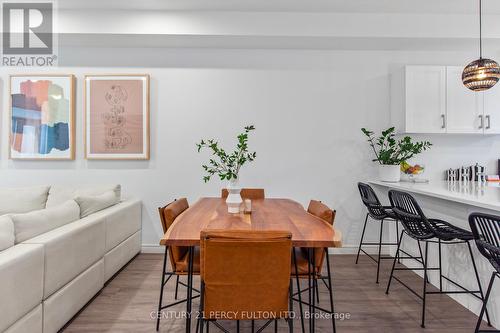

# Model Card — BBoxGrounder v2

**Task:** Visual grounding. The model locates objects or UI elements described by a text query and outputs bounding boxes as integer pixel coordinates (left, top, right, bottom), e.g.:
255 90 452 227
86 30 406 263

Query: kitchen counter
369 180 500 212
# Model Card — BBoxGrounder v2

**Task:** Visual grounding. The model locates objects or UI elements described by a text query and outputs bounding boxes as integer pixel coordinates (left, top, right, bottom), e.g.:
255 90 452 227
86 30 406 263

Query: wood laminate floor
63 254 485 333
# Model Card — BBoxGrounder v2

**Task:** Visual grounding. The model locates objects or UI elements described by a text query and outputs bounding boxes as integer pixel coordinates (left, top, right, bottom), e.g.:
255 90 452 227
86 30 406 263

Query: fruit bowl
401 162 425 175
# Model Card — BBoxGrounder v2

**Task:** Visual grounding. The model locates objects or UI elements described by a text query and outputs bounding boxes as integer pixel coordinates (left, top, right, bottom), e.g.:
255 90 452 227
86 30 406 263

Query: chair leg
325 248 336 333
175 275 180 300
251 320 255 333
186 247 194 333
274 320 278 333
395 220 401 264
438 239 442 292
421 241 429 328
312 249 316 333
308 248 314 333
356 213 369 264
417 240 429 284
156 246 169 331
236 321 240 333
315 277 320 303
386 231 404 294
475 272 496 333
199 273 206 333
293 249 306 333
376 219 384 283
289 278 294 333
467 241 492 326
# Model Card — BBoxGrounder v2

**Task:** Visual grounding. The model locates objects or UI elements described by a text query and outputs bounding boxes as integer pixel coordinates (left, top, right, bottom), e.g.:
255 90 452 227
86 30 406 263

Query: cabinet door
405 66 446 133
483 84 500 134
446 66 484 134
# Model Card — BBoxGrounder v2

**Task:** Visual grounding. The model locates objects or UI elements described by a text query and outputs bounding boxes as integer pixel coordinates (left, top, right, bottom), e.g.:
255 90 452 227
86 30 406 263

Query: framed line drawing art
9 74 75 160
85 74 150 160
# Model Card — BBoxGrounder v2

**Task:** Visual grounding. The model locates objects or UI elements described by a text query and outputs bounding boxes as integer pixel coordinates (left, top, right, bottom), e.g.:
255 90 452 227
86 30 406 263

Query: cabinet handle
479 115 484 129
486 115 491 129
441 114 446 129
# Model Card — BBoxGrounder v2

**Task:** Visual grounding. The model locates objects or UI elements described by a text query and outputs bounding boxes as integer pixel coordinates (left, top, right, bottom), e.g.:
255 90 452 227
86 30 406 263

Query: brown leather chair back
221 188 265 200
307 200 336 271
158 198 190 270
307 200 336 225
200 230 292 320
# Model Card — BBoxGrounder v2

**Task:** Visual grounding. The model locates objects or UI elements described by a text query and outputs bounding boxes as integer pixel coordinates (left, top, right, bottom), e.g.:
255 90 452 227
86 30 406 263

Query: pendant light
462 0 500 91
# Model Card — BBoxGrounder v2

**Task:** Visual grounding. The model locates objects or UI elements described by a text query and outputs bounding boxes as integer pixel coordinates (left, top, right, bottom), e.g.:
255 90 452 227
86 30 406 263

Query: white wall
2 48 500 251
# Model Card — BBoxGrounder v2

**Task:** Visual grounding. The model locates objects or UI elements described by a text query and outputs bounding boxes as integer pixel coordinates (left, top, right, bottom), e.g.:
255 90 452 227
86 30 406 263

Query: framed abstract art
85 74 150 160
9 74 75 160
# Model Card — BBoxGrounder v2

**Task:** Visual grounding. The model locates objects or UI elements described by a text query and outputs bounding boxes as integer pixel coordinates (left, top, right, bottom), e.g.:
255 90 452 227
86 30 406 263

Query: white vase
226 178 242 213
379 164 401 182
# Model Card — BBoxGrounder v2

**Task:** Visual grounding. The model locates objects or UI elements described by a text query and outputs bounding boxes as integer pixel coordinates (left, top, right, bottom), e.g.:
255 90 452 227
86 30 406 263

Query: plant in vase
361 127 431 182
196 125 257 213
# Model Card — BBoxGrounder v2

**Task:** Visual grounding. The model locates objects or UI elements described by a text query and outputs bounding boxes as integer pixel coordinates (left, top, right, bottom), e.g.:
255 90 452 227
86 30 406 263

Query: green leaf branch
196 125 257 182
361 127 432 165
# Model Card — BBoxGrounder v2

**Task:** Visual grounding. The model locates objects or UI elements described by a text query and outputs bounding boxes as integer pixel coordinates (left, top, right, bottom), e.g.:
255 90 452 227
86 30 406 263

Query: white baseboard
141 244 165 253
142 244 390 255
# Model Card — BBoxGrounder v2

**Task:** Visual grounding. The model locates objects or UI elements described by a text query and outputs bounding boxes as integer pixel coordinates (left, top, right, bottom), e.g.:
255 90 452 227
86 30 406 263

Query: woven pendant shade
462 0 500 91
462 58 500 91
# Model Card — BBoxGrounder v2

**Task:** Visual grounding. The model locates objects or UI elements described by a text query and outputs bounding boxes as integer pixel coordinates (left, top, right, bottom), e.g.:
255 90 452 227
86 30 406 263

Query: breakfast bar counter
369 180 500 329
369 180 500 212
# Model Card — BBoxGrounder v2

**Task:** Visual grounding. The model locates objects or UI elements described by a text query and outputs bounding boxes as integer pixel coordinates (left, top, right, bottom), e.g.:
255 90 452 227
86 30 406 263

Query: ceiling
58 0 500 14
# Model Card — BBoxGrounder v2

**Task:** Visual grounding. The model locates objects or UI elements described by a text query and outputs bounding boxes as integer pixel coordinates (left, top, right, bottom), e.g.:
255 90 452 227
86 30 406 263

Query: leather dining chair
291 200 336 333
221 188 265 200
156 198 200 331
198 230 293 333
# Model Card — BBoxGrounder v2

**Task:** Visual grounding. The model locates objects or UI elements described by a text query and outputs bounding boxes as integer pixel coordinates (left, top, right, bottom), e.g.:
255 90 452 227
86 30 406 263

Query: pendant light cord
479 0 483 59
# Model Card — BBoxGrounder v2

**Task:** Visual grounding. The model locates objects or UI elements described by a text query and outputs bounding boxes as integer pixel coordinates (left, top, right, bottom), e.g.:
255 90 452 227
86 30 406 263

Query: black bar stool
469 213 500 333
356 182 401 283
386 190 491 328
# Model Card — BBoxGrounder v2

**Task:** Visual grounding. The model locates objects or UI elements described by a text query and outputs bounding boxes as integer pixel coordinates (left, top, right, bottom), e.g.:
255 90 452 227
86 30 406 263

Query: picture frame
84 74 150 160
9 74 75 160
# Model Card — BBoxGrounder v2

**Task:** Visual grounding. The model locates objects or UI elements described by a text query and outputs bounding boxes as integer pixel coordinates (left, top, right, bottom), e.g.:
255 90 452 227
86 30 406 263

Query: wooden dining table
159 197 342 333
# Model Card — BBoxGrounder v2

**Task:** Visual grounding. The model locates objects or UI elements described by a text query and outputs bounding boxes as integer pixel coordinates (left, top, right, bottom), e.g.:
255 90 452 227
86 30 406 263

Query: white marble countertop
369 180 500 212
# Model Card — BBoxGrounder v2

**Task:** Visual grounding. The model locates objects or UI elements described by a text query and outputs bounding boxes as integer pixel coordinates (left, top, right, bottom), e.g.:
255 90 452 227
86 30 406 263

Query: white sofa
0 185 142 333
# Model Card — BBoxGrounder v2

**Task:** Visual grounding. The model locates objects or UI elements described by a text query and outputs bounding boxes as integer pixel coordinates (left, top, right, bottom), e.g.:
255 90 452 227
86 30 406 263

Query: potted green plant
197 125 257 213
361 127 432 182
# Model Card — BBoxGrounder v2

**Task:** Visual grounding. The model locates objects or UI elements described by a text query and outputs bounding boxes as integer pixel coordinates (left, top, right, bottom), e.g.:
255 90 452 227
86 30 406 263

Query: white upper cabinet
446 66 483 134
404 66 446 133
483 85 500 134
391 65 500 135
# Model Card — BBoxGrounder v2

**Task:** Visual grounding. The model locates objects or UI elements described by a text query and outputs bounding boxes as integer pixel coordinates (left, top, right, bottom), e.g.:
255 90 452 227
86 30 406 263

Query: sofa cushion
0 186 49 215
0 215 15 251
23 213 106 299
4 304 42 333
0 244 44 332
89 199 141 252
75 190 120 218
46 184 121 208
104 230 141 281
43 259 104 333
11 200 80 243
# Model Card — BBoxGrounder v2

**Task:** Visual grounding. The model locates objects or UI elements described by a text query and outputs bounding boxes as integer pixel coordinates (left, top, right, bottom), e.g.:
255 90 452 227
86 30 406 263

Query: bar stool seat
382 207 398 220
428 219 474 241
